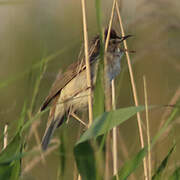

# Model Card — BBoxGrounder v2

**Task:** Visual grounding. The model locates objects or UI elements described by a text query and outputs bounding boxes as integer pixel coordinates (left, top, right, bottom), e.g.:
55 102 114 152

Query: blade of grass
76 106 149 145
74 141 97 180
112 147 147 180
152 145 175 180
93 0 105 118
93 2 106 177
168 166 180 180
29 52 47 114
152 99 180 146
93 63 105 118
112 101 180 179
74 106 152 180
58 132 66 179
17 101 27 134
27 51 48 164
21 106 50 132
0 133 22 180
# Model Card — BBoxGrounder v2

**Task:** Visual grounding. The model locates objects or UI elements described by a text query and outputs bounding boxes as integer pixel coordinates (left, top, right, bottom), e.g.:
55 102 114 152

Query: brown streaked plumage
41 29 132 150
40 35 101 111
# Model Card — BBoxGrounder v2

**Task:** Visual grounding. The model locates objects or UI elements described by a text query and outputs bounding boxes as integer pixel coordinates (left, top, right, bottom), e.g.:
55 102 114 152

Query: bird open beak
116 35 132 43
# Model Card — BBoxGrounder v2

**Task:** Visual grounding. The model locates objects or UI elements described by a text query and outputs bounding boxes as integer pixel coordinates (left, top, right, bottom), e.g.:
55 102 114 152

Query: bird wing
40 59 85 111
40 36 100 111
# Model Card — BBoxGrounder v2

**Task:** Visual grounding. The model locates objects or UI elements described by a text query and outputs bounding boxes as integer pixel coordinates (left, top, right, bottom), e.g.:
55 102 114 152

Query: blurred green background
0 0 180 179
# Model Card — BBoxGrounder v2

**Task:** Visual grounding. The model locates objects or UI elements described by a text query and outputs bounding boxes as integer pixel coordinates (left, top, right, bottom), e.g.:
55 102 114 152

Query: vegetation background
0 0 180 179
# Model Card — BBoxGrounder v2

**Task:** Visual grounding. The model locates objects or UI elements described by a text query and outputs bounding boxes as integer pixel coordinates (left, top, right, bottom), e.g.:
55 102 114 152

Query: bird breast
54 51 123 117
105 51 124 82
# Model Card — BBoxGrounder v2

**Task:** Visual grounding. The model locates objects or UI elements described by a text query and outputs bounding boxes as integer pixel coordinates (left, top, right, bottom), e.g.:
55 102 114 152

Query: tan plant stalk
115 1 148 179
104 0 116 112
71 112 88 128
104 0 118 179
104 0 116 51
112 79 119 179
76 1 93 180
3 124 8 149
143 76 151 179
77 174 81 180
104 0 119 177
81 0 93 128
109 1 119 178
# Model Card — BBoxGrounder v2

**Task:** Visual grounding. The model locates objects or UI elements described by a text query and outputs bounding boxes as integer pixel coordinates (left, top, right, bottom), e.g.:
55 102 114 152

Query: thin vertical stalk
112 80 119 179
104 1 117 179
78 174 81 180
108 1 119 178
81 0 93 127
3 124 8 149
143 76 152 180
115 1 148 179
105 2 119 176
104 0 116 51
104 2 114 111
79 1 93 180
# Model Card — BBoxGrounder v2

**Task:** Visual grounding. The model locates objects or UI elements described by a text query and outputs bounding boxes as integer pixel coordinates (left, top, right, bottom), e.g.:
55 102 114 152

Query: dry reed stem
112 80 119 179
115 1 148 179
81 0 93 128
78 174 81 180
79 1 92 179
22 138 60 175
143 76 152 180
3 124 8 149
104 0 116 52
71 112 88 128
104 1 117 179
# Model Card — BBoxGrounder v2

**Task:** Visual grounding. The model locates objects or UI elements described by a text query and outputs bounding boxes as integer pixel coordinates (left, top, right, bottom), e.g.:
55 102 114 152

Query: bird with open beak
41 29 132 150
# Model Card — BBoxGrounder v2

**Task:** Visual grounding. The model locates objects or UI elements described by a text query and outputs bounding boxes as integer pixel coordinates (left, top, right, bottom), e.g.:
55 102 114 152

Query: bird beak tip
122 34 133 39
116 34 133 43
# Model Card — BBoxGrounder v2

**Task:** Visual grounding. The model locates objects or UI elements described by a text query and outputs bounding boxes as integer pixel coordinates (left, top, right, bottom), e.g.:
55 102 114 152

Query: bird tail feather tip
41 115 65 151
41 120 56 151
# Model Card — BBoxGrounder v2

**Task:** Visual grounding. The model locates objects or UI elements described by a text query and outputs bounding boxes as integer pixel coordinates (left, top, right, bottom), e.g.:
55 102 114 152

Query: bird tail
41 120 57 151
41 115 65 151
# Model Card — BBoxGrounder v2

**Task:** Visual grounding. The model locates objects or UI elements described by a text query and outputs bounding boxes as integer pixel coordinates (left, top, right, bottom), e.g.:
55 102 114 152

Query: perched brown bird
41 29 131 150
